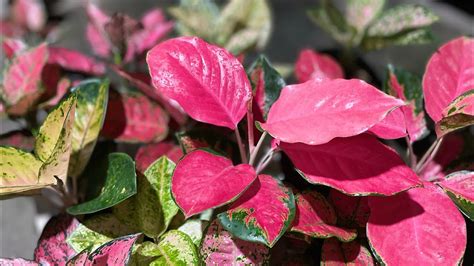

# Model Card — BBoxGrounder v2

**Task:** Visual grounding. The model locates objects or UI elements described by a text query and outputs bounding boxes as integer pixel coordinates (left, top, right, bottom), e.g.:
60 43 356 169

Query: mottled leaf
172 149 256 217
346 0 385 32
1 38 26 58
101 92 169 143
67 153 137 215
201 219 270 265
294 49 344 83
437 171 474 221
34 214 79 265
367 183 466 265
0 258 39 266
281 134 421 195
47 47 106 75
290 191 357 242
135 142 182 173
423 36 474 123
178 219 207 245
436 90 474 136
321 238 374 266
68 79 109 178
261 79 404 145
247 55 286 118
86 234 140 265
328 190 369 229
218 174 295 247
362 28 434 51
147 36 252 129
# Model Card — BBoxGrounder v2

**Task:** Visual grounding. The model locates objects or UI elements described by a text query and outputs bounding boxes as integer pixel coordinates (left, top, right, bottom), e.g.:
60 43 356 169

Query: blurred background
1 0 473 260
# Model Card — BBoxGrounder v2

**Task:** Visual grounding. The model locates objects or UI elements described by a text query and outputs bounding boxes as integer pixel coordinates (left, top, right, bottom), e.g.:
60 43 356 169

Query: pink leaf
147 36 252 129
171 149 256 218
321 238 374 266
281 134 421 195
261 79 405 145
368 108 407 139
0 258 39 266
40 78 71 108
294 49 344 83
367 183 467 265
328 190 369 229
0 130 34 151
200 219 270 265
218 174 295 247
86 234 139 265
101 92 169 143
2 38 26 58
423 36 474 123
437 171 473 220
34 214 79 265
290 191 357 242
2 43 48 107
11 0 46 32
85 3 111 58
135 142 183 173
47 47 106 75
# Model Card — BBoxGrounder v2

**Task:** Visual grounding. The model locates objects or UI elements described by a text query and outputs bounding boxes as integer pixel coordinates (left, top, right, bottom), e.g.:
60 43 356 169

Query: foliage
0 0 472 265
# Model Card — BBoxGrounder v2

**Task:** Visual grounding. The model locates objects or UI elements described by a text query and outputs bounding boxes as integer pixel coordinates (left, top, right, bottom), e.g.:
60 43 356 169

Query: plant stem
415 138 444 173
249 132 268 165
405 136 417 169
247 100 255 154
256 148 276 174
234 127 248 163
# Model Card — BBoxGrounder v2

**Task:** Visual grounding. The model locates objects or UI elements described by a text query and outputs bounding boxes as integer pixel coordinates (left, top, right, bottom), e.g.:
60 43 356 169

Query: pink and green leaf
172 149 256 217
200 219 270 265
151 230 199 265
423 36 474 123
281 134 421 195
367 183 467 265
436 171 474 221
436 89 474 136
321 238 374 266
217 174 295 247
85 234 140 265
261 79 405 145
146 36 252 129
290 191 357 242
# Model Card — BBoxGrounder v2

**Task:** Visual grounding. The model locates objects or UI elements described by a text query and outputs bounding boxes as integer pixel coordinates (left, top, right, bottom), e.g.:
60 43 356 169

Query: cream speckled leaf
68 79 109 178
152 230 199 266
346 0 385 32
0 146 44 196
178 219 207 245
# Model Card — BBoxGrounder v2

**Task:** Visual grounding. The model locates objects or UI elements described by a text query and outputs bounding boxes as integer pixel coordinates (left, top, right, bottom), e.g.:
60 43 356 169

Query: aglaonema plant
0 1 473 265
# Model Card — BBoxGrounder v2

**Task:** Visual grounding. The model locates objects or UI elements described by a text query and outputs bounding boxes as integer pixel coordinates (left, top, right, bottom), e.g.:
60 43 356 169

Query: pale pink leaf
47 47 106 75
147 36 252 129
423 36 474 122
261 79 405 145
171 149 256 218
294 49 344 83
135 142 183 173
200 219 270 265
12 0 46 32
367 183 467 265
85 3 111 57
290 191 357 242
368 108 407 139
281 134 421 195
0 258 39 266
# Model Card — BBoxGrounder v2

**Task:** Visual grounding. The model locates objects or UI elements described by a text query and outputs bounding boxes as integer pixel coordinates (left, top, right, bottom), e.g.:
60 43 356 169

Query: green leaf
366 4 438 37
436 90 474 137
362 28 434 51
67 213 136 253
346 0 385 32
67 153 137 215
35 95 76 162
0 146 45 196
177 219 208 245
307 2 355 45
68 79 109 178
151 230 200 266
247 55 286 118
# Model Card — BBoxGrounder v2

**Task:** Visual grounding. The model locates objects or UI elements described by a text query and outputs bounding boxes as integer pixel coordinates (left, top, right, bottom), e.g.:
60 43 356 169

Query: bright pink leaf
261 79 405 145
171 150 256 218
290 191 357 242
281 134 421 195
47 47 106 75
135 142 183 173
423 36 474 122
147 36 252 129
367 183 466 265
2 43 48 107
368 108 407 139
34 214 79 265
321 238 374 266
0 258 39 266
328 190 369 229
200 219 270 265
218 174 295 247
2 38 26 58
11 0 46 32
86 234 139 265
294 49 344 83
101 92 169 143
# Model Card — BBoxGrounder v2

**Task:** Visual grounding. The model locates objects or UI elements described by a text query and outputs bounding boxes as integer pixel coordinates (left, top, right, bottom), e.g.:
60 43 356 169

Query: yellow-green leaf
151 230 199 266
